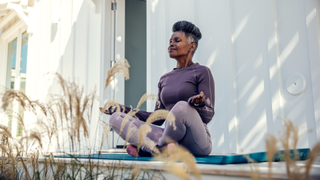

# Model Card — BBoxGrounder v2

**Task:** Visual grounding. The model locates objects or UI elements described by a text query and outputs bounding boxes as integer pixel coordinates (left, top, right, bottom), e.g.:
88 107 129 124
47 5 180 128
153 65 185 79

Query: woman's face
168 31 193 59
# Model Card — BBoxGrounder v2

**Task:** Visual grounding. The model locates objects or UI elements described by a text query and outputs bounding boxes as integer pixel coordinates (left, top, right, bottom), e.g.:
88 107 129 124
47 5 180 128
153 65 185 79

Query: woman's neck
176 61 194 69
176 55 194 69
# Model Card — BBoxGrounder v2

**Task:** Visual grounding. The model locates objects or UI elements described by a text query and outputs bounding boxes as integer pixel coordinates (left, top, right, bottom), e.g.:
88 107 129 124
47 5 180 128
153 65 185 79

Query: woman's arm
188 66 215 124
101 81 166 126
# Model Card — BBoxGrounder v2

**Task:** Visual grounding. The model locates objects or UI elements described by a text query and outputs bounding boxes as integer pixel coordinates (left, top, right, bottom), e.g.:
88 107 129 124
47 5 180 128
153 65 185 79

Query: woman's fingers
191 92 205 105
193 97 201 104
191 96 199 103
100 107 111 114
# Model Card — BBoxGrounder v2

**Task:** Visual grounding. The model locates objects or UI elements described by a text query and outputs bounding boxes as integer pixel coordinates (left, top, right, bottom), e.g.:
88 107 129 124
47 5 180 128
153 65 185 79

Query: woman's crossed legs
109 101 212 156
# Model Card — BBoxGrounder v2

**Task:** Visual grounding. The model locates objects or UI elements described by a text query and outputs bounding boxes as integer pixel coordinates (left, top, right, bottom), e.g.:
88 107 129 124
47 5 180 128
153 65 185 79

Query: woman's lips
168 48 176 52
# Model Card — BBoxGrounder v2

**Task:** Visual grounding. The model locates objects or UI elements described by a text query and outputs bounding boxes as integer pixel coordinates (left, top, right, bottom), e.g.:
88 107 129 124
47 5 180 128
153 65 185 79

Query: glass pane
4 38 18 131
17 31 28 136
6 38 17 90
20 31 28 75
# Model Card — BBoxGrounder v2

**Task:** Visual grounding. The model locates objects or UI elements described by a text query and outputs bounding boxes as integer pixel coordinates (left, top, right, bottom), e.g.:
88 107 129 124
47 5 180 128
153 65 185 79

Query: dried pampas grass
124 122 136 147
1 89 28 111
1 89 47 117
155 144 201 180
279 118 302 179
165 163 190 180
265 134 278 179
136 93 159 110
244 155 262 180
250 117 320 180
101 99 121 115
105 59 130 89
120 108 136 134
136 124 152 153
305 142 320 180
131 166 140 180
0 124 12 139
146 110 176 130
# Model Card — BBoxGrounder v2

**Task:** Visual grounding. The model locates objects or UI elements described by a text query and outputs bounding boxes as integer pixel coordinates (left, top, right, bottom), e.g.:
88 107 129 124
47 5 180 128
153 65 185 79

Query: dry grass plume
105 59 130 89
155 144 201 180
136 93 160 110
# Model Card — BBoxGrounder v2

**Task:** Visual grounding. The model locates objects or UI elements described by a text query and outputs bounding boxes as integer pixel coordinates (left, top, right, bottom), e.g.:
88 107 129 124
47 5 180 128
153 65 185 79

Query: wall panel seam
59 0 65 95
165 0 167 72
272 0 284 118
146 0 152 111
228 0 239 153
193 0 198 63
40 0 46 96
315 0 320 61
302 0 317 143
72 0 75 80
86 3 90 93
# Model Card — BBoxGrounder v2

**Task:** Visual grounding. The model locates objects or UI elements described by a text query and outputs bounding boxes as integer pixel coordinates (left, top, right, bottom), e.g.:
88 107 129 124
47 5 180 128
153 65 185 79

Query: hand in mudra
190 91 205 106
99 107 113 115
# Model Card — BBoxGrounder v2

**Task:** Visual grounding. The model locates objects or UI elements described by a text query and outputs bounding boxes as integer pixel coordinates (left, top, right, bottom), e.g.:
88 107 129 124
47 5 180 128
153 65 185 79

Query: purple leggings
109 101 212 156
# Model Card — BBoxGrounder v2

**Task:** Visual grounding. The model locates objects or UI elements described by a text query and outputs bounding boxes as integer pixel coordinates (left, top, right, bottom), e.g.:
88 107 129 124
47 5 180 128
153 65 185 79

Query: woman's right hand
99 107 113 115
190 91 206 106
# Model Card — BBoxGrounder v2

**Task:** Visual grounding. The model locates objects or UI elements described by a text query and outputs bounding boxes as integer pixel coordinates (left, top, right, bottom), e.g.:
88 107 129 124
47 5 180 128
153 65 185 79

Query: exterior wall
147 0 320 153
28 0 101 100
0 0 126 151
23 0 125 151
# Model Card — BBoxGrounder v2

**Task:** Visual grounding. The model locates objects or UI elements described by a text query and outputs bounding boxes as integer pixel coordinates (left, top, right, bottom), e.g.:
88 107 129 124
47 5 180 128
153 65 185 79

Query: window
3 30 28 137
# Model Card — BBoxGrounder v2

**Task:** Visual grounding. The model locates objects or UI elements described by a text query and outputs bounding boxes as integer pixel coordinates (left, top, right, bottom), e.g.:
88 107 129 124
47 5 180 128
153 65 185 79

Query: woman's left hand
190 91 206 106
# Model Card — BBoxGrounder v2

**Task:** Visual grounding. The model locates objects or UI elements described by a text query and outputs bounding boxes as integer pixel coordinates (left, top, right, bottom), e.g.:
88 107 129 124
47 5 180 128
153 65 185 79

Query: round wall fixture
285 73 306 95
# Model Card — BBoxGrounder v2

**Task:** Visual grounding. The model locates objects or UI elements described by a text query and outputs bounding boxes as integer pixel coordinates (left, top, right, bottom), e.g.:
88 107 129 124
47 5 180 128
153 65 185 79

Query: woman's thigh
169 101 212 156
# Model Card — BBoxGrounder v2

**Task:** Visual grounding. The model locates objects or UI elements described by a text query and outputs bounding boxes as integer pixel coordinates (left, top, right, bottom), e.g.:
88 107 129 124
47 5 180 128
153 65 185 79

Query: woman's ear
189 43 196 53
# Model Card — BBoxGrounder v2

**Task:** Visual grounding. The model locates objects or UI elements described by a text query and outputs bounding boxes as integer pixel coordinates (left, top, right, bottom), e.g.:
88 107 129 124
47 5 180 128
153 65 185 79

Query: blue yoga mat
54 148 310 165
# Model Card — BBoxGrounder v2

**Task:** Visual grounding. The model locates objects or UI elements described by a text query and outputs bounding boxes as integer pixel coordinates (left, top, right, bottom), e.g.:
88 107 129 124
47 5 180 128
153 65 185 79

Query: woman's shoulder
159 71 171 80
192 63 213 77
193 63 211 72
159 63 212 80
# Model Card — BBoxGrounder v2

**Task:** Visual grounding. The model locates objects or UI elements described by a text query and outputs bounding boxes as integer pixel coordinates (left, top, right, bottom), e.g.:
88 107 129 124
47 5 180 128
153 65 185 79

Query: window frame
1 26 28 137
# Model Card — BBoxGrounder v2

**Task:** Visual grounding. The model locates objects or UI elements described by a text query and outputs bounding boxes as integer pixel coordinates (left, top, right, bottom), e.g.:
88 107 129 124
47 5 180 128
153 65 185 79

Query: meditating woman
100 21 215 157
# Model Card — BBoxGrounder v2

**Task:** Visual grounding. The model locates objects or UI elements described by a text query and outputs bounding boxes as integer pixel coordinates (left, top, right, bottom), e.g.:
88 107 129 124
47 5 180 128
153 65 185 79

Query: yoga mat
53 148 310 165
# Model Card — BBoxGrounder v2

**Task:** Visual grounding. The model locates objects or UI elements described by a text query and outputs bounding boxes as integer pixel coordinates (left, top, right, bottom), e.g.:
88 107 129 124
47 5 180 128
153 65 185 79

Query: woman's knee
171 101 193 117
109 112 124 127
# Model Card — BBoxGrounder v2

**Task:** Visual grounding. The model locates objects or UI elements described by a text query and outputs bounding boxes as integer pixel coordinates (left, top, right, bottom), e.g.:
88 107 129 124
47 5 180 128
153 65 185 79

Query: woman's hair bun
172 21 202 40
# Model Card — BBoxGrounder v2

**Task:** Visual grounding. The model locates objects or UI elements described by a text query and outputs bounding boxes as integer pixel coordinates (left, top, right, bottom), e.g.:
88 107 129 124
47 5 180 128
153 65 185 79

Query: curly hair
172 21 202 55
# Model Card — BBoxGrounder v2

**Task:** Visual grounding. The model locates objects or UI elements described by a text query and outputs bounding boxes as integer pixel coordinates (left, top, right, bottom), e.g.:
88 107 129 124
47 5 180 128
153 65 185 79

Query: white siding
25 0 118 151
147 0 320 153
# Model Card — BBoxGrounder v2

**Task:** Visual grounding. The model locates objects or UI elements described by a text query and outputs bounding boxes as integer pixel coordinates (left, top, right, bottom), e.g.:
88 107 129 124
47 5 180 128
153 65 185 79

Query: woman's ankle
167 143 176 156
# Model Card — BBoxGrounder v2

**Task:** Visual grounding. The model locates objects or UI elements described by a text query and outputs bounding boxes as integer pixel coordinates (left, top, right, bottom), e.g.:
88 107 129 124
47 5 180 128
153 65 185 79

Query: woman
100 21 215 157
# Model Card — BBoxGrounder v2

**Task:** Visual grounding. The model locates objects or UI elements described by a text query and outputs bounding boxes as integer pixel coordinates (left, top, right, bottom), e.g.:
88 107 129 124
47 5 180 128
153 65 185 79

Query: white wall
24 0 125 152
147 0 320 153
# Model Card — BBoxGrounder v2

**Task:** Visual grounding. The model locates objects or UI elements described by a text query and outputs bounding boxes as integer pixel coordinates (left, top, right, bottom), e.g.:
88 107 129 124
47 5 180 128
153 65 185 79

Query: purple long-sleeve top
114 63 215 125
